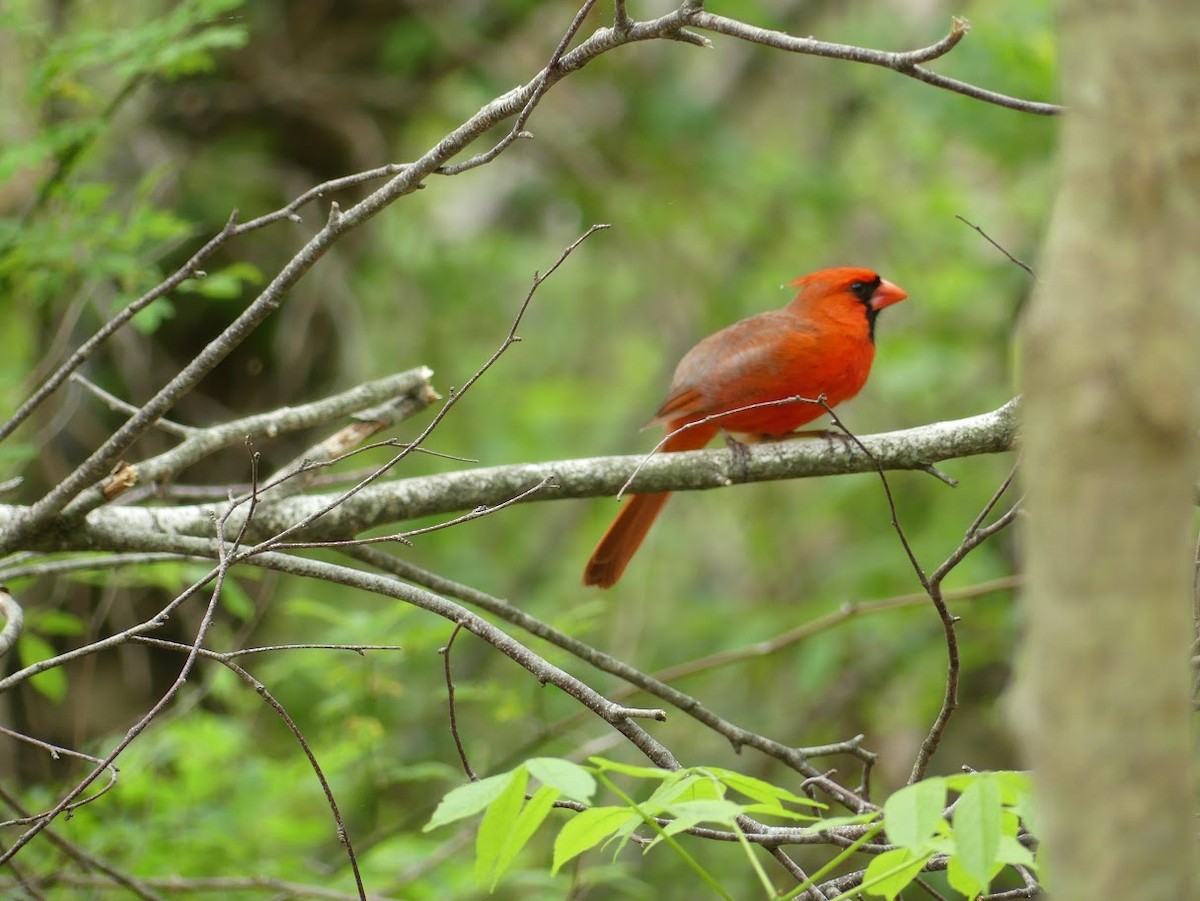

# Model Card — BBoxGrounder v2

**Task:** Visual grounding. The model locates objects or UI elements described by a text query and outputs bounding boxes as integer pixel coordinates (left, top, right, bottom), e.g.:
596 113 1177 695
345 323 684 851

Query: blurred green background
0 0 1052 897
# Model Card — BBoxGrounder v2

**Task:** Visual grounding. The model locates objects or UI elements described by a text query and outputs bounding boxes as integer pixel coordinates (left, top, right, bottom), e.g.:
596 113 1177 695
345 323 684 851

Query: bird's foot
722 430 752 480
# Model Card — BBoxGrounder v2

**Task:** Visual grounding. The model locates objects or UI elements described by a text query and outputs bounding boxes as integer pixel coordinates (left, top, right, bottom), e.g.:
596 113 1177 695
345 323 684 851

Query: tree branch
5 399 1017 545
0 3 1051 553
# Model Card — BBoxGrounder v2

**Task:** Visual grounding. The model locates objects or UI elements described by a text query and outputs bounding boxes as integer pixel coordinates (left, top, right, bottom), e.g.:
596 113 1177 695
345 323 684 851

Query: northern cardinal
583 267 907 588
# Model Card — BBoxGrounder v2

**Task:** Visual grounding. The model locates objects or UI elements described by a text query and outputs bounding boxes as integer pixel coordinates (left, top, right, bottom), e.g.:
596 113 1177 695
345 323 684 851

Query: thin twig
157 641 404 659
441 623 478 781
909 473 1023 783
85 368 438 509
956 215 1036 276
340 545 872 813
70 374 196 438
693 13 1062 116
0 726 120 825
127 636 371 901
823 402 930 591
0 552 198 584
0 211 240 447
637 576 1019 686
235 224 608 555
438 0 600 176
272 476 557 550
0 518 240 864
0 786 165 901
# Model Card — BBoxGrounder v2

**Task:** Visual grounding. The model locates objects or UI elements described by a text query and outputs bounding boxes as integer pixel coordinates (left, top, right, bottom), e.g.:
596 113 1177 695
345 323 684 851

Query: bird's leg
721 429 753 480
766 427 856 453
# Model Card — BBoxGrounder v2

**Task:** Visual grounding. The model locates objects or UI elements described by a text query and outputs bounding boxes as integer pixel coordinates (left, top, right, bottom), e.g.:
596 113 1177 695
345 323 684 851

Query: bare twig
437 0 600 176
0 786 165 901
70 374 195 438
441 623 478 781
0 3 1055 553
692 13 1062 115
212 224 609 559
638 576 1020 686
909 473 1022 783
85 368 438 509
815 404 1019 782
128 636 373 901
956 215 1037 277
341 545 871 812
0 726 120 825
0 213 241 447
0 534 236 863
822 403 930 590
272 476 557 550
0 552 198 584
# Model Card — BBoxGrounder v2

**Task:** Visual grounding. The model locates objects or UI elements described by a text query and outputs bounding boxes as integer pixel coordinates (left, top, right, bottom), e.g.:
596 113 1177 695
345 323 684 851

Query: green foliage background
0 0 1053 897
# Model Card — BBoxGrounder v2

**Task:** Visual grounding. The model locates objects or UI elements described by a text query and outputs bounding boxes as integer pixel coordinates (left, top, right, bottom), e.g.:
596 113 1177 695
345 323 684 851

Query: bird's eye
849 276 881 302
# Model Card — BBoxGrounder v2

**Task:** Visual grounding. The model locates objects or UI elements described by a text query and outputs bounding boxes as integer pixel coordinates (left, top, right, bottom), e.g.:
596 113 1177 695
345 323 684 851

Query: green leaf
992 770 1034 806
739 803 822 823
17 634 67 703
177 261 263 299
700 766 824 809
1008 777 1040 839
952 773 1004 889
945 769 1032 805
643 773 716 814
423 770 515 832
526 758 596 803
218 578 255 621
474 766 528 886
997 834 1036 867
588 757 672 779
25 609 85 637
883 778 946 849
553 806 635 874
489 784 560 887
861 847 931 900
131 299 175 334
946 852 985 899
660 799 745 835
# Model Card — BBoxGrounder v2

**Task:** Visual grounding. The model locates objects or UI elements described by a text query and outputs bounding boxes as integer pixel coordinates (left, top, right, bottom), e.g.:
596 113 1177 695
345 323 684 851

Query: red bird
583 266 907 588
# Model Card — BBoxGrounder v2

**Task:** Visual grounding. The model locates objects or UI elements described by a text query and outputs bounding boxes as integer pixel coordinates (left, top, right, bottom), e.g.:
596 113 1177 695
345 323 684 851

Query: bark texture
1015 1 1200 898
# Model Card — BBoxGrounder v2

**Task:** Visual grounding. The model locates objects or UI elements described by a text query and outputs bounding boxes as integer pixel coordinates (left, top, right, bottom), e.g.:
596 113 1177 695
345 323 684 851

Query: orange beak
870 279 908 311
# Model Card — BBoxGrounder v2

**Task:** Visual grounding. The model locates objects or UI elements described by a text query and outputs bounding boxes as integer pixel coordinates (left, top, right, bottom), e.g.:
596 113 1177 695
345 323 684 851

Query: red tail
582 424 717 587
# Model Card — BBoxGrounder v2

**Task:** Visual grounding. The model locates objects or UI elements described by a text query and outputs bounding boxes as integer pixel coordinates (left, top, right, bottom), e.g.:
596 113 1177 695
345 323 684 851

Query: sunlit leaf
527 757 596 803
952 773 1004 889
861 847 931 900
17 634 67 703
883 778 946 849
424 770 515 832
553 807 636 874
490 784 560 887
475 766 527 886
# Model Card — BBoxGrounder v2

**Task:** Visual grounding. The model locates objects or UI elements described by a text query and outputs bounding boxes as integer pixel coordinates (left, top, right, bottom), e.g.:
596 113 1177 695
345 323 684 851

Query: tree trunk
1015 1 1199 899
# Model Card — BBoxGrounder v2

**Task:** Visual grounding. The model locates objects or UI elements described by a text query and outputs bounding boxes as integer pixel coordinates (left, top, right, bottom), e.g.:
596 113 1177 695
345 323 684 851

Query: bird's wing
652 311 818 424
